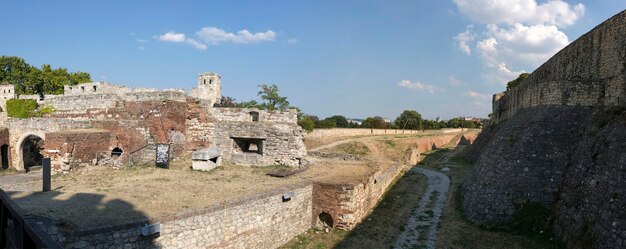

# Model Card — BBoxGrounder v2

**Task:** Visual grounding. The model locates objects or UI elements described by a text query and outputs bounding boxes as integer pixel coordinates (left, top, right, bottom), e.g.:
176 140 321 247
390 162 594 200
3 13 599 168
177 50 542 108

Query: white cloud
156 31 186 42
195 27 276 45
138 46 145 50
448 76 462 86
464 91 491 100
453 0 584 85
397 80 437 94
453 0 584 27
186 39 208 50
454 25 474 55
288 38 299 44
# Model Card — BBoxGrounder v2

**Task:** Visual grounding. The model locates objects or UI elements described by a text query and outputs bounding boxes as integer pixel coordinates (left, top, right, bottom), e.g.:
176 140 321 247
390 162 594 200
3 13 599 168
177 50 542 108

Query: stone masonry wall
304 128 465 139
47 184 313 249
186 101 307 167
491 10 626 124
211 108 298 124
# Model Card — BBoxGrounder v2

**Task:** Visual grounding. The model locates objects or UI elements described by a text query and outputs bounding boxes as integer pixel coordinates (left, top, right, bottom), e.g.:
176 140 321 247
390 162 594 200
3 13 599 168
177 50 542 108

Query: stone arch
15 131 46 171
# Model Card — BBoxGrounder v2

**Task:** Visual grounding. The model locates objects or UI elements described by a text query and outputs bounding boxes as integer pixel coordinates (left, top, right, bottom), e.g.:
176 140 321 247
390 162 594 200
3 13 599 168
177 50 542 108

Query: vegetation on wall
0 56 92 96
506 73 530 91
6 99 38 118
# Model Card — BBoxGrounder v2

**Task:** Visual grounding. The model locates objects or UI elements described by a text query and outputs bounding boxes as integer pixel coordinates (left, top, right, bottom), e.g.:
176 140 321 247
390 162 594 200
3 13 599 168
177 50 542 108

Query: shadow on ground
5 189 159 248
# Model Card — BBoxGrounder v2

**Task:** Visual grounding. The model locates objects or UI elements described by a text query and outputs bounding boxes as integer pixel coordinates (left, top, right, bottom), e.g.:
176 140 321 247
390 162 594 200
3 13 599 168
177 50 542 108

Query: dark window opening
93 85 97 92
1 144 9 170
111 147 123 159
249 111 259 122
232 138 264 155
81 86 85 92
22 135 44 172
203 79 206 85
209 157 218 163
318 212 334 228
209 79 212 84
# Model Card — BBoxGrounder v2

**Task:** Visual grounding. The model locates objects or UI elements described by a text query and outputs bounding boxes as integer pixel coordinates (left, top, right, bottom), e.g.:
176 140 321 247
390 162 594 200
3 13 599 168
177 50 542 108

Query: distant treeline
0 56 92 96
298 110 482 132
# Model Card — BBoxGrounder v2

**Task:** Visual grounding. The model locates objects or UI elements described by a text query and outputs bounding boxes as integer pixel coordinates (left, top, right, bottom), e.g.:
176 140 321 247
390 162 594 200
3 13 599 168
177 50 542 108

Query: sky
1 1 625 120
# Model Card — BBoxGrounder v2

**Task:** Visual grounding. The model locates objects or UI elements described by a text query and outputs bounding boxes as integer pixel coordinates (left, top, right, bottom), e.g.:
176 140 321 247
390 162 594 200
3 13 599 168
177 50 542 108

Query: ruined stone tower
196 72 221 107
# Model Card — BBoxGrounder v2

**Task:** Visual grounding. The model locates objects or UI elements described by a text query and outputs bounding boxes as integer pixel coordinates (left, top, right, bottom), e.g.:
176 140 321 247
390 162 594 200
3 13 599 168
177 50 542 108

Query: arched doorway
1 144 9 170
20 135 44 172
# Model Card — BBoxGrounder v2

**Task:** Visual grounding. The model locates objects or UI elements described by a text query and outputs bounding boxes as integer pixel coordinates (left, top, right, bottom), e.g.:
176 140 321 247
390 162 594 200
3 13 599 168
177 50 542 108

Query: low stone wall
46 184 313 249
304 128 465 139
211 108 298 124
312 163 407 230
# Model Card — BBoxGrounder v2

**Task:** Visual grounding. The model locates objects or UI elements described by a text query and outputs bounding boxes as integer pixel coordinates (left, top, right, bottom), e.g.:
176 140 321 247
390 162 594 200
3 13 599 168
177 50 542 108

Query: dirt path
0 170 42 192
393 167 450 249
308 137 361 152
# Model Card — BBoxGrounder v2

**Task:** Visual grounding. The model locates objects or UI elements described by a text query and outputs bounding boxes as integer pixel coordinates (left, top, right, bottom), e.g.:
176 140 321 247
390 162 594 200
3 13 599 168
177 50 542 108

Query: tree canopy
257 84 290 110
394 110 423 130
0 56 92 96
361 116 389 129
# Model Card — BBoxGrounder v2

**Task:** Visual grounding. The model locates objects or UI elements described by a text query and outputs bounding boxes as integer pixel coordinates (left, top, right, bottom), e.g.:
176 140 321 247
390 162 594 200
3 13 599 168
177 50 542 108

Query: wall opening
93 85 97 92
232 138 264 155
21 135 44 172
249 111 259 122
1 144 9 170
111 147 123 159
318 212 334 228
203 79 206 85
81 86 85 92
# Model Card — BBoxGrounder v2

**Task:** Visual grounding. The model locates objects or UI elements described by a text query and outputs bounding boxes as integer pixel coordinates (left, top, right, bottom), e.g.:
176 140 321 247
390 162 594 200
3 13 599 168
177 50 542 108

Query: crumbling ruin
0 72 307 172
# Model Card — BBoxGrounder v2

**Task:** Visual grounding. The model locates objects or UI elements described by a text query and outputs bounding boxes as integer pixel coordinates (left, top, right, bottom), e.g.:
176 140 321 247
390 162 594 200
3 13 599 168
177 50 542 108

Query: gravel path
393 167 450 249
0 170 42 192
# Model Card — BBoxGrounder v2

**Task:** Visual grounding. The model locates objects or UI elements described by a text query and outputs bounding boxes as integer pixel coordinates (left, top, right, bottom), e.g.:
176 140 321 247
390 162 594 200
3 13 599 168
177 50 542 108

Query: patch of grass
383 140 396 147
0 168 19 175
335 142 370 156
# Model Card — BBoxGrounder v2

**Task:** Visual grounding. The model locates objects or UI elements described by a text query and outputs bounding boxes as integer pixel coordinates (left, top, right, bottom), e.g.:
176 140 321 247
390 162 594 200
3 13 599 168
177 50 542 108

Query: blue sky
1 1 625 120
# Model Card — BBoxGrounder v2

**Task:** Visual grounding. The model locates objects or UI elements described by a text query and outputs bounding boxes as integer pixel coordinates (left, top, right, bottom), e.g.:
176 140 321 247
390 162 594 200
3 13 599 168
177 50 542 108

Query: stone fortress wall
490 9 626 125
0 71 307 171
465 10 626 249
39 132 475 249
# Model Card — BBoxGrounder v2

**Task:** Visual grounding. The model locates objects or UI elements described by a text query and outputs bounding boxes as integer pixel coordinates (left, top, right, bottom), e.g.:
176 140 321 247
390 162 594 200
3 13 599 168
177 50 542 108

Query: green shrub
35 105 55 117
6 99 38 118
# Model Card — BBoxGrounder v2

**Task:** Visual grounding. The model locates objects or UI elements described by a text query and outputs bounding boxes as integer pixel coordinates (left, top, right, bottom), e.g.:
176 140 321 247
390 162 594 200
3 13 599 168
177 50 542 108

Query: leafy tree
361 116 388 129
298 115 316 132
506 73 529 90
323 115 349 128
394 110 423 130
0 56 92 96
317 119 336 128
257 84 289 110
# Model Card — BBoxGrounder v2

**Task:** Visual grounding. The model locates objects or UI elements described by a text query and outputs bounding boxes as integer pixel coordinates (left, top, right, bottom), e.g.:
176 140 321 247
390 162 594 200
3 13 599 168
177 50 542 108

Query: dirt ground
3 130 469 229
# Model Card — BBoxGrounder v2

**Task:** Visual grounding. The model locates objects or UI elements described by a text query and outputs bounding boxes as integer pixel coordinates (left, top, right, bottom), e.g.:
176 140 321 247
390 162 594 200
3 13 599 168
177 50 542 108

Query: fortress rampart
491 10 626 124
466 10 626 249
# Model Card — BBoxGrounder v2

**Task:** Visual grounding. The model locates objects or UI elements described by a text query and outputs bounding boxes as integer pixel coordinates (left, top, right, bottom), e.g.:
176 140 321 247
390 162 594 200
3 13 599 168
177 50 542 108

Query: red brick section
312 183 354 230
48 100 188 158
44 129 111 170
